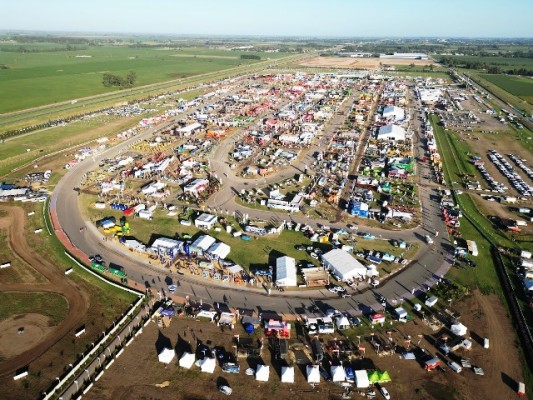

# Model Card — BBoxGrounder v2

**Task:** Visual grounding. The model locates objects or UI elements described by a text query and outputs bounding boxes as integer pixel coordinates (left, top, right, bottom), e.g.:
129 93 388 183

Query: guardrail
42 252 144 400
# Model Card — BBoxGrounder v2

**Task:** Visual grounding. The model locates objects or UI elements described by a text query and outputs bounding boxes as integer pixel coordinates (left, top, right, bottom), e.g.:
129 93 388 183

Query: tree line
240 54 261 60
439 56 533 76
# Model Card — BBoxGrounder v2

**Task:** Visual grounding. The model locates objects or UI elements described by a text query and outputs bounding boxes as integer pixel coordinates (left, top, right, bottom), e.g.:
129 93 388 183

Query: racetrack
0 205 89 377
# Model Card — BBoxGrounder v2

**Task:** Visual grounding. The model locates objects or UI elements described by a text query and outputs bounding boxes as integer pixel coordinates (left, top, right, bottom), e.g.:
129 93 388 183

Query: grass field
438 55 533 70
0 46 288 113
480 74 533 105
0 292 68 325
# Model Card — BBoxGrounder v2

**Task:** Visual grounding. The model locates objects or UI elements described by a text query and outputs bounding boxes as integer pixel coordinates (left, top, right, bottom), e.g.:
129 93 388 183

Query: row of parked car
488 150 533 196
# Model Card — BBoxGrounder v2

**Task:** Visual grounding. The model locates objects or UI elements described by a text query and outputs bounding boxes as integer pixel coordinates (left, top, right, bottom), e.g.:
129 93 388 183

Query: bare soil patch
298 57 436 69
86 290 524 400
0 314 55 359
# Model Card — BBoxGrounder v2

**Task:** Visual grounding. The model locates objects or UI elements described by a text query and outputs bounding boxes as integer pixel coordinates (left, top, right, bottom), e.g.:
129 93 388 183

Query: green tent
367 370 380 383
379 371 392 383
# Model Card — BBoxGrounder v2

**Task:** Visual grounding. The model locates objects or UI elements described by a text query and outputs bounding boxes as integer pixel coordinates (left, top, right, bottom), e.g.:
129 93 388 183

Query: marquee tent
179 352 195 369
281 366 294 383
158 348 175 364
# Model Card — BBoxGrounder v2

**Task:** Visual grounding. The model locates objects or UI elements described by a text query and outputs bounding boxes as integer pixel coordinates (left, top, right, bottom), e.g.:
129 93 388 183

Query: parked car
219 385 232 395
379 386 391 399
222 362 240 374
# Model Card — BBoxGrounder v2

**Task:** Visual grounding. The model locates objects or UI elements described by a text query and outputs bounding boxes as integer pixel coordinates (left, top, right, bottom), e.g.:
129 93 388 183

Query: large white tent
450 322 468 336
355 370 370 388
158 348 175 364
275 256 297 287
256 364 270 382
208 242 231 259
191 235 216 252
307 365 321 383
178 352 195 369
382 105 405 121
321 249 366 282
331 365 346 382
281 366 295 383
199 357 216 373
377 124 406 141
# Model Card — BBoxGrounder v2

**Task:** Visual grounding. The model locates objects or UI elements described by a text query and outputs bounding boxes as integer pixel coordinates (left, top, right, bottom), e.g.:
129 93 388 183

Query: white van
425 235 434 244
448 361 462 373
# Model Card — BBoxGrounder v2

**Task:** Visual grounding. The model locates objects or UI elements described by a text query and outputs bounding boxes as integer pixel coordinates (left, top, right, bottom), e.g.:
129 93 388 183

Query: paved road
52 81 452 316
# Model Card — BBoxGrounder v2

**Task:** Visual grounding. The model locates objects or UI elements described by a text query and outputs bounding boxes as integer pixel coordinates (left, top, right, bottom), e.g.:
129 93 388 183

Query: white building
194 213 217 229
275 256 297 287
418 88 443 104
377 124 407 141
321 249 366 281
178 122 202 136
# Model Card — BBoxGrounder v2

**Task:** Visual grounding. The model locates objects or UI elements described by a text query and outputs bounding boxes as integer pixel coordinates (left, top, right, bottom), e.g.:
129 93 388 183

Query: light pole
85 369 90 381
74 380 79 392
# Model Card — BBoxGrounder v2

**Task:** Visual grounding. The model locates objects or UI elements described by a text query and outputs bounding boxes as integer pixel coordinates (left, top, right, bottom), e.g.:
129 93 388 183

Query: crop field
0 46 288 113
438 55 533 70
480 74 533 104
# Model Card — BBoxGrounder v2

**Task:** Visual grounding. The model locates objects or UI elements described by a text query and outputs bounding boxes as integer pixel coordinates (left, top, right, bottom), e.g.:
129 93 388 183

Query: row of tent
158 348 390 385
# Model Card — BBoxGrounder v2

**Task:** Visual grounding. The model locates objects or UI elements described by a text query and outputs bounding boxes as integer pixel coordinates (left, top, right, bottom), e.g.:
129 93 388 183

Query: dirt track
298 56 436 69
0 205 89 376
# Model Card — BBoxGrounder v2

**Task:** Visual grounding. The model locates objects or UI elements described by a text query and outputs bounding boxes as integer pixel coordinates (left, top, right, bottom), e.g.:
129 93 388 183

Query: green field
438 55 533 70
0 292 68 325
0 46 288 113
481 74 533 104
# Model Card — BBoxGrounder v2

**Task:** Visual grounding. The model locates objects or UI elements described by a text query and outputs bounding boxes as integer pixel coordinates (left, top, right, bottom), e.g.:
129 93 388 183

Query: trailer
109 265 127 278
90 262 107 273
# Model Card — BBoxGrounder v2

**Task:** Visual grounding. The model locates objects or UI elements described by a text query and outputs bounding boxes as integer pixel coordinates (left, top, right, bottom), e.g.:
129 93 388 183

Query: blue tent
244 323 254 335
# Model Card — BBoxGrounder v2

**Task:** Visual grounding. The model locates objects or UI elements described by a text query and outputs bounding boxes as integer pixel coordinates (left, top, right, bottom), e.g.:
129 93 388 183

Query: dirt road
0 205 89 377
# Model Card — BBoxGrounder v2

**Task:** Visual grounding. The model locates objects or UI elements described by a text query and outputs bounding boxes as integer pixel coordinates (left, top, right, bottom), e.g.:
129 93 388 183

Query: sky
2 0 533 38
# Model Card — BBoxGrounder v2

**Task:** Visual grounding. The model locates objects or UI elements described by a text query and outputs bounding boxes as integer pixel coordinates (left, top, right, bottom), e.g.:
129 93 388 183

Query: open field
480 74 533 105
0 46 288 113
297 56 435 69
0 115 140 177
0 292 68 326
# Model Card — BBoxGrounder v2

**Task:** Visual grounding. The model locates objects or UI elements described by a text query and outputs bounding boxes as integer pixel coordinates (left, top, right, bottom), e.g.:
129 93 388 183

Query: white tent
281 366 294 383
382 105 405 121
331 365 346 382
199 357 216 373
191 235 216 251
255 364 270 382
335 316 351 330
208 242 231 259
450 322 468 336
158 348 175 364
178 352 195 369
306 364 321 383
321 249 366 281
355 370 370 388
275 256 297 287
366 264 379 277
377 124 406 141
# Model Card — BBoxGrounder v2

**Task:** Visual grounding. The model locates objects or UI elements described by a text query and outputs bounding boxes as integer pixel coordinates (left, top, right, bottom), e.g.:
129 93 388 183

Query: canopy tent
191 235 216 252
335 316 350 330
256 364 270 382
158 348 175 364
244 323 255 335
275 256 297 287
355 369 370 388
331 365 346 382
199 357 216 373
379 371 392 383
366 264 379 277
367 370 380 384
179 352 195 369
450 322 468 336
306 365 321 383
227 265 244 274
281 366 294 383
